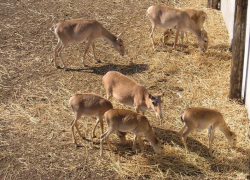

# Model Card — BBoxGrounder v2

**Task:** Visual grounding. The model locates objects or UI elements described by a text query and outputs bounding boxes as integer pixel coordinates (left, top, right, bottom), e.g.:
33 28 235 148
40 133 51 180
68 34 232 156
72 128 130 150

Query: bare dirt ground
1 0 250 179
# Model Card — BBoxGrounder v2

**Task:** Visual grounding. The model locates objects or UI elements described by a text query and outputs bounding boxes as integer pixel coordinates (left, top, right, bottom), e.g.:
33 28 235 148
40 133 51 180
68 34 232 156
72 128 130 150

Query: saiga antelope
53 19 125 70
102 71 164 124
69 93 113 146
100 109 163 156
164 9 208 48
179 107 237 156
146 5 208 51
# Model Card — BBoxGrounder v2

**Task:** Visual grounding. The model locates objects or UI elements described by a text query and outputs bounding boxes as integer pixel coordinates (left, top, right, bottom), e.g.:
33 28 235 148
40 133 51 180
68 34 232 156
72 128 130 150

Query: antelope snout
120 51 125 56
230 142 237 148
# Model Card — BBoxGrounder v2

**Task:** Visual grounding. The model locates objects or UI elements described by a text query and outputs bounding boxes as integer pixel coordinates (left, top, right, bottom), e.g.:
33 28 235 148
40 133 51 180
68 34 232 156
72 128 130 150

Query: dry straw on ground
1 0 250 179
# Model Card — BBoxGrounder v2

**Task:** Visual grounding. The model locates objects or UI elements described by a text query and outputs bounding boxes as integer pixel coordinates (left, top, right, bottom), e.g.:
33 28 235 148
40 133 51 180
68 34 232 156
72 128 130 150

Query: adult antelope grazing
53 19 125 70
100 109 163 156
146 5 208 51
102 71 164 123
69 93 113 146
163 9 208 48
179 107 237 156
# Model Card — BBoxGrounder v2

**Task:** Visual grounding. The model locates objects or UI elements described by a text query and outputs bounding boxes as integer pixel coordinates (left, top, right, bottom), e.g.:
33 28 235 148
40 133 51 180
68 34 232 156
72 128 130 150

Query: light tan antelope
53 19 125 70
179 107 237 156
100 109 163 156
69 93 113 146
164 9 208 48
102 71 164 123
146 5 208 51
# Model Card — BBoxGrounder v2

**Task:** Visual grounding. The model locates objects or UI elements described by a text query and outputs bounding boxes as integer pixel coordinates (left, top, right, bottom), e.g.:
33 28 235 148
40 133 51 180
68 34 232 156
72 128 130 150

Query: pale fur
146 5 208 51
100 109 163 156
53 19 125 70
69 93 113 146
164 9 208 49
102 71 164 121
179 107 237 156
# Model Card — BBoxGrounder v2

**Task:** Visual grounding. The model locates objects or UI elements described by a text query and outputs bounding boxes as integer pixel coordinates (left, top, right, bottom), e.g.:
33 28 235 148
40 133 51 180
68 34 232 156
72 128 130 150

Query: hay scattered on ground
1 0 250 179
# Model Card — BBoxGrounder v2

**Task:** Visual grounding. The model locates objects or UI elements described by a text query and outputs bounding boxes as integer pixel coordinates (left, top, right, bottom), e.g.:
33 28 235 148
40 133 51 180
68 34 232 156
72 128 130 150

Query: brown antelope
69 93 113 146
146 5 208 51
102 71 164 123
163 9 208 48
179 107 237 156
100 109 163 156
53 19 125 70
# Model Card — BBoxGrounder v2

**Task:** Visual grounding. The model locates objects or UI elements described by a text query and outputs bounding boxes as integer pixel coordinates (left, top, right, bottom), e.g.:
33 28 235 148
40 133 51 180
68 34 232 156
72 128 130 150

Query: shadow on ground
153 127 211 158
90 62 149 75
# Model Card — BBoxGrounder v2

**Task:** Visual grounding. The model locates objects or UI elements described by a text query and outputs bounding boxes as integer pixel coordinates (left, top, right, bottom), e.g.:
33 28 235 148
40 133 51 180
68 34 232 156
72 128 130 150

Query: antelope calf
164 9 208 48
53 19 125 70
69 93 113 146
102 71 164 123
100 109 163 156
146 5 208 51
179 107 237 156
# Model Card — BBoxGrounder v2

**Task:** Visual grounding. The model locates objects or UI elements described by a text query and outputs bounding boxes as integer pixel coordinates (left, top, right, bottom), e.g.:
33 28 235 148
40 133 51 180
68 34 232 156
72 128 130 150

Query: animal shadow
153 127 210 158
56 65 94 72
89 62 149 75
210 146 250 173
146 153 203 177
65 68 93 72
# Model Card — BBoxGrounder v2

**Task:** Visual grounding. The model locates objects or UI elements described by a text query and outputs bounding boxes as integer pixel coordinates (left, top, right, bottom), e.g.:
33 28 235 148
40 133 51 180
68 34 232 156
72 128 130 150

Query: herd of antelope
53 5 237 156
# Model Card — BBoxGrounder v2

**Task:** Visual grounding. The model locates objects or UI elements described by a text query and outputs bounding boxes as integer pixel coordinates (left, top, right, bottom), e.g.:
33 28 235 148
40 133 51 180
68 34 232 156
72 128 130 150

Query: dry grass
1 0 250 179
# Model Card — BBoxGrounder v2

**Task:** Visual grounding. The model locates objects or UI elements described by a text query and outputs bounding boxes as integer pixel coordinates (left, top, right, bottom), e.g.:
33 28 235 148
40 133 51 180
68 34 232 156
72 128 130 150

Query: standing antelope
179 107 237 156
53 19 125 70
146 5 208 51
163 9 208 48
102 71 164 123
100 109 163 156
69 93 113 146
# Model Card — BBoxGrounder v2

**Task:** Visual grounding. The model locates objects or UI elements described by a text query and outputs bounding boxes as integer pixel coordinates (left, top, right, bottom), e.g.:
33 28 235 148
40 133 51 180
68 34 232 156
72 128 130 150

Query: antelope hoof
75 144 81 148
96 60 101 63
209 151 213 157
82 136 87 140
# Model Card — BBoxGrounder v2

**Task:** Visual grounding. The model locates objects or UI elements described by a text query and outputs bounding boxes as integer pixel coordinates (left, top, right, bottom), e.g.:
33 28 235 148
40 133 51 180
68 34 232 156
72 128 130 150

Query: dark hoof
96 60 101 63
76 144 83 148
82 137 91 142
56 66 63 69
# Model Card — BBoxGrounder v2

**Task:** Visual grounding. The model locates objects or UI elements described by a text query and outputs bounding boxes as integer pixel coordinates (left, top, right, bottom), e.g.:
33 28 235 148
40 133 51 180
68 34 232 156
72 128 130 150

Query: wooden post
229 0 248 99
207 0 220 10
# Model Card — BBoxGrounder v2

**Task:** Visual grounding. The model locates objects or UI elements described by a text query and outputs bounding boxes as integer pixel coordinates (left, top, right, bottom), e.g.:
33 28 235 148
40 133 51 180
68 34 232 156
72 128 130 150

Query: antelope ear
229 131 234 136
201 29 208 37
201 31 204 37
